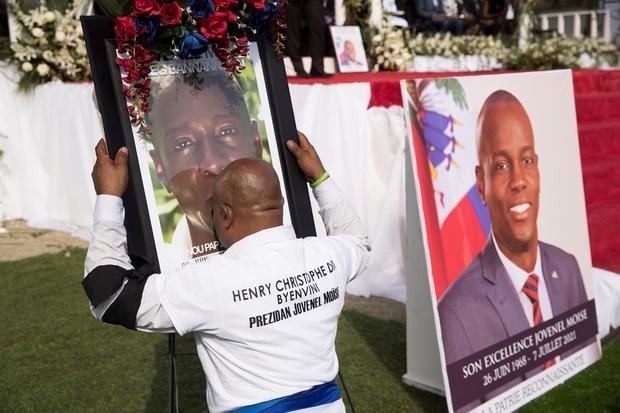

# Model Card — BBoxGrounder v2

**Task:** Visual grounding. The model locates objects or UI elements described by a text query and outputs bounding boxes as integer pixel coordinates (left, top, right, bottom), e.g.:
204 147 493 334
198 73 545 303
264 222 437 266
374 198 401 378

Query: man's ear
475 165 486 206
149 149 170 191
251 120 263 159
220 203 234 230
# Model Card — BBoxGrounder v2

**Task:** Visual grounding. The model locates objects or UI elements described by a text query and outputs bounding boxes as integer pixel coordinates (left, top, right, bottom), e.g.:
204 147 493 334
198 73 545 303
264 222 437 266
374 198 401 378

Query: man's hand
286 132 326 183
92 138 129 197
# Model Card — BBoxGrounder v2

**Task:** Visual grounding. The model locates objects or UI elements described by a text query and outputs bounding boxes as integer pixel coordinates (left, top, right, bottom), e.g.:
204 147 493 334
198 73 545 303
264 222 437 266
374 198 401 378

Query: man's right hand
286 132 326 184
92 138 129 197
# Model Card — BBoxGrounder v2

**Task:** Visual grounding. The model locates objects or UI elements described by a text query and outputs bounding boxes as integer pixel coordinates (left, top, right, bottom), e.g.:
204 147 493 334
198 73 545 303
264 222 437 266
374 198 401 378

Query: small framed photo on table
81 16 314 273
329 25 369 73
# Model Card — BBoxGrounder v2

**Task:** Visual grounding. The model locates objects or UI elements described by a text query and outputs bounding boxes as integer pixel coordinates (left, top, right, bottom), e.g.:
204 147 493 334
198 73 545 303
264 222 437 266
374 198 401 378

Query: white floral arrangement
408 33 509 59
372 23 509 71
508 35 619 69
9 0 90 91
372 25 413 71
371 18 618 72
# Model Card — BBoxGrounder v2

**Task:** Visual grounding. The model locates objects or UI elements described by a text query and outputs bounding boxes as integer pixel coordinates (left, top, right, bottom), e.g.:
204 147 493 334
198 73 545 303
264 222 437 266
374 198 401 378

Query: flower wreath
114 0 287 138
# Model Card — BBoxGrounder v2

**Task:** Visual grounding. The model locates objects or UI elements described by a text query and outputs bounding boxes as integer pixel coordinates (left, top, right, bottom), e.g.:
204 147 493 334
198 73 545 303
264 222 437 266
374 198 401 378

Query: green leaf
16 70 42 93
16 0 38 11
94 0 122 16
120 0 133 16
46 0 70 12
434 79 468 110
0 37 11 60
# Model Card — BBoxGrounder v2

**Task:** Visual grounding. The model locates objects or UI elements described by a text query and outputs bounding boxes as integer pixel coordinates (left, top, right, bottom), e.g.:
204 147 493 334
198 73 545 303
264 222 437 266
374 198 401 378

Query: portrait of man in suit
437 89 589 366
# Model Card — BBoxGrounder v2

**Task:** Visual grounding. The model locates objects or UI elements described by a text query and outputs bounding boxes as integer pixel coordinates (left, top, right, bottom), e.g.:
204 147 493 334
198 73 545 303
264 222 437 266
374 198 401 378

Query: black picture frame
81 16 315 273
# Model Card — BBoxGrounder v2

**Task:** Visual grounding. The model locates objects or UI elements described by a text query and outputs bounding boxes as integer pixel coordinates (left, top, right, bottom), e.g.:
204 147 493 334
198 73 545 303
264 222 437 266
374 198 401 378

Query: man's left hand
92 138 129 197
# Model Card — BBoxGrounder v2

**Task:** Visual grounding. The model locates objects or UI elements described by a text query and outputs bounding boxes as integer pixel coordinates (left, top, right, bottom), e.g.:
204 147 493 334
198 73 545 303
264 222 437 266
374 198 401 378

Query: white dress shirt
492 233 553 326
84 178 370 413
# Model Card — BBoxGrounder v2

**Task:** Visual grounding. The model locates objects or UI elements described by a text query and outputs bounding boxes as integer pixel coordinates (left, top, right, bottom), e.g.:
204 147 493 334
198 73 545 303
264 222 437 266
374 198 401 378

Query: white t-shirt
85 178 370 412
157 224 366 410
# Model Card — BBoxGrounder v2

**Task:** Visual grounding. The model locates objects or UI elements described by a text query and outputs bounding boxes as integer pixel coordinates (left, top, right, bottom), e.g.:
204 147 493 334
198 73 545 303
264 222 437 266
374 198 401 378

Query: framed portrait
402 71 601 413
329 25 369 73
82 16 315 273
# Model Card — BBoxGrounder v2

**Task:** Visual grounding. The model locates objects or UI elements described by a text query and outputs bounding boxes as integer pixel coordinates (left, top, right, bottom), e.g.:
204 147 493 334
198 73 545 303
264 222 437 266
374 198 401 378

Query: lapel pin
551 271 559 279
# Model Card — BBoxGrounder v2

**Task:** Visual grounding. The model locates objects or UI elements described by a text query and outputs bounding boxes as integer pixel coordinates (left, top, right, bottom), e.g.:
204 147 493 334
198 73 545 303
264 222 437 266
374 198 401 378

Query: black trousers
286 0 325 71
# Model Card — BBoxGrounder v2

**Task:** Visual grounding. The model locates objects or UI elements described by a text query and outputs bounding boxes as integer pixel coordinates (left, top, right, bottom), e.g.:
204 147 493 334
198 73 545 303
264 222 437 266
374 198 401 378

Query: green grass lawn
0 249 618 413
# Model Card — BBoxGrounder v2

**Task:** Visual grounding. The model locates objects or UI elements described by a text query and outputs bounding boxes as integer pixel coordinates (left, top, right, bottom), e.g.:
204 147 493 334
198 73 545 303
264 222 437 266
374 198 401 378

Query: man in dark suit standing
438 90 589 366
414 0 473 34
286 0 331 78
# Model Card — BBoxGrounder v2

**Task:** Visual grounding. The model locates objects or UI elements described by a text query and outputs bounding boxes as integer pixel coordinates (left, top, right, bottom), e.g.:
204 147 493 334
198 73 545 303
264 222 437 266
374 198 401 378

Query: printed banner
401 71 602 413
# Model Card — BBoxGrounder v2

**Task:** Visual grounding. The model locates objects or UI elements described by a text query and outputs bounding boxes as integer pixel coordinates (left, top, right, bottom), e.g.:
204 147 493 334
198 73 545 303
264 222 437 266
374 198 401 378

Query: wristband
310 171 330 189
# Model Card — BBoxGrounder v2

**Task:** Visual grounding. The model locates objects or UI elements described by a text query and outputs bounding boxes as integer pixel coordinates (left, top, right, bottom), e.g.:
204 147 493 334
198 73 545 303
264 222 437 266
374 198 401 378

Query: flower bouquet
113 0 287 138
8 0 91 91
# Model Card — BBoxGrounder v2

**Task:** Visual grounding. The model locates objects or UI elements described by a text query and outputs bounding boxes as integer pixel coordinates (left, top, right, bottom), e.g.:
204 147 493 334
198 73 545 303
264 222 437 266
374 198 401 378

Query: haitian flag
403 79 491 299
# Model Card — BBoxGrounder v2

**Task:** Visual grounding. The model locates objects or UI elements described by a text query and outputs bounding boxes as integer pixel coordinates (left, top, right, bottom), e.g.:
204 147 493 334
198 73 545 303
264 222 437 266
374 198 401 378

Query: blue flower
179 32 210 59
135 16 160 44
189 0 214 20
249 1 279 30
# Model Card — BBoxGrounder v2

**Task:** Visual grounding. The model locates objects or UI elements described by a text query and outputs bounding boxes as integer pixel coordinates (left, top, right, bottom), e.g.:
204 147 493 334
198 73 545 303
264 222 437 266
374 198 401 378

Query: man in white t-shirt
83 132 370 412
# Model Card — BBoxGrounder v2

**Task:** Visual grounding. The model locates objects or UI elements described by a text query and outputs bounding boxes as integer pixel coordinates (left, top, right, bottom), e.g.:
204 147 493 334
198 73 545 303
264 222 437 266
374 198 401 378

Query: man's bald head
474 90 541 271
476 90 534 161
211 158 284 248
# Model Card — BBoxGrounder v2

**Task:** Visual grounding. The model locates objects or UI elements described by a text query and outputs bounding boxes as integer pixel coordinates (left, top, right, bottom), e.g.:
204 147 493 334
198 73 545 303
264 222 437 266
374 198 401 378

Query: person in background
286 0 332 78
479 0 508 34
414 0 476 35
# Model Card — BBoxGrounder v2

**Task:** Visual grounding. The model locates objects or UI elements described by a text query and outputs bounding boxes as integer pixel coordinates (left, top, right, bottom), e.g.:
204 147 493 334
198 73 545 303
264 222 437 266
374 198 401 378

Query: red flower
115 56 136 72
133 44 157 63
114 16 137 44
212 0 238 9
200 11 228 39
160 2 183 25
132 0 161 16
245 0 264 9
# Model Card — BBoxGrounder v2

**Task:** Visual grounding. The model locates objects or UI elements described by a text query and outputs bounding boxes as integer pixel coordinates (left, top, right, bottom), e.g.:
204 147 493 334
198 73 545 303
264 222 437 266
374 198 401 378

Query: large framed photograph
402 71 601 413
82 16 315 273
329 25 369 73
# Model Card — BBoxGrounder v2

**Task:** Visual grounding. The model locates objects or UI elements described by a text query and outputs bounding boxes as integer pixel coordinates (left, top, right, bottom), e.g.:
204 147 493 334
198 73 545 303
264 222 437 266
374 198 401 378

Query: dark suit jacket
438 238 590 412
415 0 444 20
438 238 589 365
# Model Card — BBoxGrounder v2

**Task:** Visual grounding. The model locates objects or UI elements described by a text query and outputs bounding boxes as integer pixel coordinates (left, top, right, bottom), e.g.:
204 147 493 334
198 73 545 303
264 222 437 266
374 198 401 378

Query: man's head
211 158 284 248
475 90 540 255
147 70 262 237
343 40 356 61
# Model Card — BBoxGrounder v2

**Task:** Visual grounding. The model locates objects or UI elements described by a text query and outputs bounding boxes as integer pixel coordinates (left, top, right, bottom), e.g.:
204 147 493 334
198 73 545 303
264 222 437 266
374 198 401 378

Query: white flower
55 31 66 42
36 63 50 76
31 27 45 38
43 11 55 23
22 62 33 72
42 50 54 61
65 65 81 77
76 43 87 56
578 53 595 69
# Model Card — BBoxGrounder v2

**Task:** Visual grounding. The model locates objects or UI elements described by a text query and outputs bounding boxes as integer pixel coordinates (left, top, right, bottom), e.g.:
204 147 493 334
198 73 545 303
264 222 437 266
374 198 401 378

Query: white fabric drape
289 83 407 301
593 267 620 338
0 71 100 240
2 75 620 324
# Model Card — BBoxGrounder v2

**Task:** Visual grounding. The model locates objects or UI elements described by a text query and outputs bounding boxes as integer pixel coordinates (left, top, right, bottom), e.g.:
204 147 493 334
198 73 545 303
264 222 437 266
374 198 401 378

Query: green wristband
310 171 330 189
